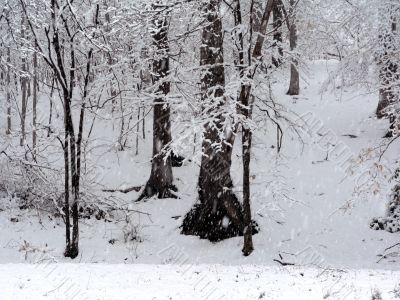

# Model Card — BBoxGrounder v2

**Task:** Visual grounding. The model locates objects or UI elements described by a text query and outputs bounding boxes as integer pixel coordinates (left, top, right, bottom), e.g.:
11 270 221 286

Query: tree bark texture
287 0 300 96
181 0 257 242
138 10 175 201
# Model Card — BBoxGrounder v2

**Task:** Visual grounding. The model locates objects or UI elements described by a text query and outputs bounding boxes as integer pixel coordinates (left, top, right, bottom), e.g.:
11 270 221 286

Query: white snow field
1 264 400 300
1 61 399 299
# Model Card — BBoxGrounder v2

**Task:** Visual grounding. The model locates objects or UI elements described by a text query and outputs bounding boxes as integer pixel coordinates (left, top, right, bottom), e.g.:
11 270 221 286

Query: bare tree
21 0 98 258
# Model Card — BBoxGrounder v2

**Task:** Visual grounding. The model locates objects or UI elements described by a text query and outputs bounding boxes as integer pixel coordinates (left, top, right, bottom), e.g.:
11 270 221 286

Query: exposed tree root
136 182 178 202
181 192 258 242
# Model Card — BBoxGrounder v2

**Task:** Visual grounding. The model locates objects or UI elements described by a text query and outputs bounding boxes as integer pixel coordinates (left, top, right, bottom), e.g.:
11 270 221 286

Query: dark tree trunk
20 16 28 146
44 0 81 259
272 0 284 68
135 107 140 155
65 40 80 259
6 47 11 135
181 0 256 242
32 44 38 156
239 85 256 254
138 9 175 201
63 128 71 257
242 126 254 256
377 12 398 123
232 0 256 255
236 0 276 251
21 2 90 258
63 89 79 259
287 0 300 96
20 67 28 146
48 76 55 137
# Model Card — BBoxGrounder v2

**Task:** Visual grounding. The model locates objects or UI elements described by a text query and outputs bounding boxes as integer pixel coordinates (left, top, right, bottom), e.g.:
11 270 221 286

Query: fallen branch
102 186 142 194
376 243 400 263
109 207 151 216
385 242 400 252
273 259 295 266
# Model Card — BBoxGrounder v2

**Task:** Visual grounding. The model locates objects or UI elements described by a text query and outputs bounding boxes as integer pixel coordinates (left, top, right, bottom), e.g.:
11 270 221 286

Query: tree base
136 182 178 202
242 244 254 256
64 245 79 259
181 199 258 242
370 185 400 233
286 89 299 96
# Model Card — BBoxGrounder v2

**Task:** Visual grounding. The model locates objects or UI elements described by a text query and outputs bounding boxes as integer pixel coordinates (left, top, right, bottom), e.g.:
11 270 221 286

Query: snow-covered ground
1 61 399 299
2 264 400 300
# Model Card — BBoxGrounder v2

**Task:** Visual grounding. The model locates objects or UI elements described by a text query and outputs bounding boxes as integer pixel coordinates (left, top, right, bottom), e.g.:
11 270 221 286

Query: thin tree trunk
63 130 71 256
48 76 55 137
142 103 145 139
32 45 38 155
20 0 100 260
67 42 79 259
287 0 300 95
232 0 255 255
20 70 28 146
6 47 11 135
20 16 28 146
47 0 79 258
233 0 277 251
242 126 254 255
136 107 140 155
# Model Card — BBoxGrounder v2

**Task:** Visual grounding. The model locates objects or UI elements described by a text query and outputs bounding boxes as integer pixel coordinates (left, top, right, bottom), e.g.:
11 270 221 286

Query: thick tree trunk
272 0 284 68
377 14 398 121
287 0 300 96
138 10 175 201
181 0 256 242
